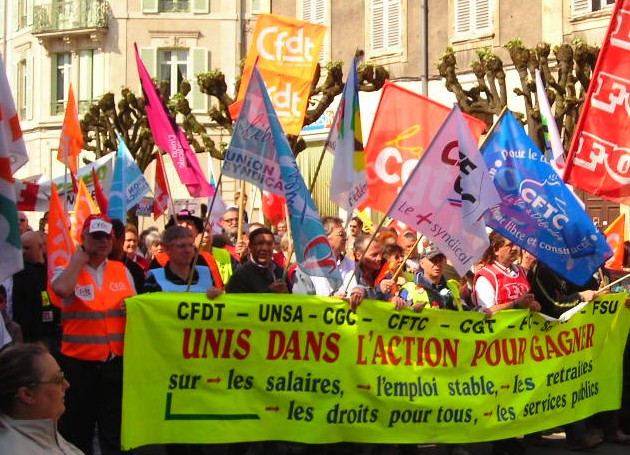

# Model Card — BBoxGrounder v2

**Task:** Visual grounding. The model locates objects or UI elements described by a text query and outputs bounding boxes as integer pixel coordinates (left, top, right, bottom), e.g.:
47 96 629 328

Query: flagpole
479 105 509 147
237 180 246 242
597 271 630 294
308 142 328 194
281 202 295 278
186 164 227 292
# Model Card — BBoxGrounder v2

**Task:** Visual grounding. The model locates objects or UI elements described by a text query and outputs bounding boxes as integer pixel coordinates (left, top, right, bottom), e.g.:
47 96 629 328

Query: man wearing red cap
51 214 136 455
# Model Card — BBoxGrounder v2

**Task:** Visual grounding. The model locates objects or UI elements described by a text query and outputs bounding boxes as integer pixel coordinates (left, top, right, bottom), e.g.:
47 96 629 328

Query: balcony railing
33 0 109 34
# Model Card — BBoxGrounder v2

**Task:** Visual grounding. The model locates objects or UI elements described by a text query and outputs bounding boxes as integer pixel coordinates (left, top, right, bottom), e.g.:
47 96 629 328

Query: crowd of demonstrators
4 204 630 454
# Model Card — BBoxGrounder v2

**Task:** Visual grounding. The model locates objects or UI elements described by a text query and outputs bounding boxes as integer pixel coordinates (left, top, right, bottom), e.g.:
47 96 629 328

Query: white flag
387 106 500 275
535 69 565 176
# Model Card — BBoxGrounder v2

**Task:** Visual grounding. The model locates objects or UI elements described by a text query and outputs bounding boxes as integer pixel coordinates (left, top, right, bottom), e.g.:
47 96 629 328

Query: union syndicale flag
225 65 340 286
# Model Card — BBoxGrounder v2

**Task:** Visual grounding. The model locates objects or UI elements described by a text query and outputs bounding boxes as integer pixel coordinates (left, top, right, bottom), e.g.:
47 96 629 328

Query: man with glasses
218 207 247 262
51 214 136 455
346 216 363 258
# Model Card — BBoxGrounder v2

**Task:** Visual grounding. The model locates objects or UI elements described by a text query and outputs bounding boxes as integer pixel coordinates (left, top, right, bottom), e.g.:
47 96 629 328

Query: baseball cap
422 244 445 260
82 214 113 235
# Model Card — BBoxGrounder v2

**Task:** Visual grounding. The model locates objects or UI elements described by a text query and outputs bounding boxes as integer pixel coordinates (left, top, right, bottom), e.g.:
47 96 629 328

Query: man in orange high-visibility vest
51 214 136 455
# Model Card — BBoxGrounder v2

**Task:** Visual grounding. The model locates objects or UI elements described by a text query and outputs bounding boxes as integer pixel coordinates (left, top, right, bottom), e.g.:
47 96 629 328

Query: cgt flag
224 65 341 286
134 44 214 198
563 0 630 203
327 56 367 216
481 111 611 286
387 106 500 275
363 82 487 214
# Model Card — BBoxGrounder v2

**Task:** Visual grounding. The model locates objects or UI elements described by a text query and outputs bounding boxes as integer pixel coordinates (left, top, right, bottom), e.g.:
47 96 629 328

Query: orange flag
604 213 626 271
57 84 83 175
47 183 75 306
70 178 99 245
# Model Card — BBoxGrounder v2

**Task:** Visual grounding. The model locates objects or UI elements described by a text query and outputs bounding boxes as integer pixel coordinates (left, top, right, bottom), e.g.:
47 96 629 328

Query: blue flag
224 66 341 286
480 111 611 286
107 132 151 221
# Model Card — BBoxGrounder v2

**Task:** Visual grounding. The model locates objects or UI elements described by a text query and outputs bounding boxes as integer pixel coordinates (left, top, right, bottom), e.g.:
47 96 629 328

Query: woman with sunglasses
0 343 83 454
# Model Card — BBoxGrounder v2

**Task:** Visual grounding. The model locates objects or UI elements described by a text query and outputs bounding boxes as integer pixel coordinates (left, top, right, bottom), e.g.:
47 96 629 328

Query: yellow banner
122 293 629 449
230 14 326 136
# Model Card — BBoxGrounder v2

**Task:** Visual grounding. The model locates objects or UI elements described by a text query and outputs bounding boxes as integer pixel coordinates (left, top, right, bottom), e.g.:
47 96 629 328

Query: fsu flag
229 14 326 136
57 84 83 175
604 213 626 271
364 81 487 214
387 106 499 275
564 0 630 203
327 56 367 215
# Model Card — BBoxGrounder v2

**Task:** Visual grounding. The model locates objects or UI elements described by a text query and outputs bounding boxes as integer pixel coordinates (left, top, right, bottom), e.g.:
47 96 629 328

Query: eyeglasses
32 371 66 386
222 217 238 224
332 231 347 238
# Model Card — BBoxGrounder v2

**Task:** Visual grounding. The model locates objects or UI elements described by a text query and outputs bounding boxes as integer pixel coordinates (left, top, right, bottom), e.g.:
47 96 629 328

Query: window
52 53 72 115
454 0 492 37
369 0 402 57
17 0 29 29
159 0 190 12
300 0 329 63
572 0 615 15
78 50 96 114
251 0 271 14
159 49 189 97
17 60 27 119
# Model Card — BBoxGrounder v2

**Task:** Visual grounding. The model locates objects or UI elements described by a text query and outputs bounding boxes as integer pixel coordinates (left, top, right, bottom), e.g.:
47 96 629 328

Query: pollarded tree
437 39 599 152
80 55 389 173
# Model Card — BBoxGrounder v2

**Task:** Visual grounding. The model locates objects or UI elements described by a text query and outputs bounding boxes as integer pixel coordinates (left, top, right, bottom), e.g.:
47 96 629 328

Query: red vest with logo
474 263 530 305
61 261 135 361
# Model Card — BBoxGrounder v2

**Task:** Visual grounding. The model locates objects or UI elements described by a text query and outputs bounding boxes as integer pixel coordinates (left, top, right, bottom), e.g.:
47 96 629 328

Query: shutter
371 0 385 52
26 55 33 120
193 0 210 14
191 47 208 112
455 0 471 34
140 47 158 77
78 50 94 109
386 0 401 49
474 0 490 31
27 0 33 26
92 51 105 99
142 0 159 13
571 0 591 15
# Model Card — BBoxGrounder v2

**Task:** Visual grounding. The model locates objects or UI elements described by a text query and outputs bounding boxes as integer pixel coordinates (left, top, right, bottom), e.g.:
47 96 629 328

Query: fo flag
564 0 630 203
387 106 499 275
363 82 486 214
481 111 611 286
225 65 341 286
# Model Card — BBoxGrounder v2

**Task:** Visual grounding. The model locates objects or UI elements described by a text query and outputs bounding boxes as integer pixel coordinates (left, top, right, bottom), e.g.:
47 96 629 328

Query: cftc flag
481 111 611 286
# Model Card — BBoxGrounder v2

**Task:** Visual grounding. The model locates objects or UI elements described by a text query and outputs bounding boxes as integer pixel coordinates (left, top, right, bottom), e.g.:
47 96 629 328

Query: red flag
70 171 79 195
92 167 108 214
16 180 40 211
153 152 170 220
57 84 83 175
363 82 487 214
604 213 626 271
262 191 286 225
47 183 75 307
564 1 630 203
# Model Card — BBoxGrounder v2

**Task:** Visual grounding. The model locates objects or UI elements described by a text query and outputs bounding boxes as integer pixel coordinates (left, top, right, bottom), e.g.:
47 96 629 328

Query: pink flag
134 44 214 198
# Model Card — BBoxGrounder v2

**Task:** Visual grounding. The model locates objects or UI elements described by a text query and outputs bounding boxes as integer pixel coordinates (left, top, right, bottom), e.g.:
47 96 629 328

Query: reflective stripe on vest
61 261 134 361
151 266 213 293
